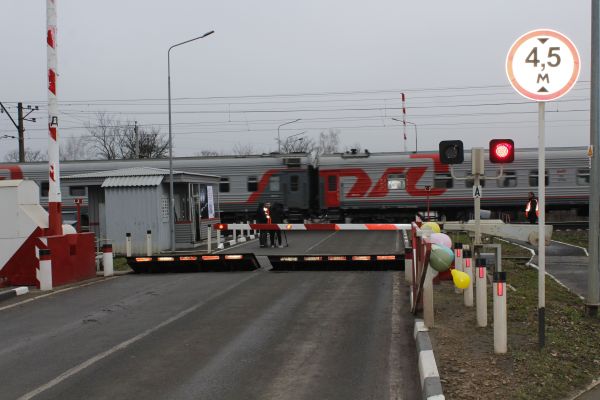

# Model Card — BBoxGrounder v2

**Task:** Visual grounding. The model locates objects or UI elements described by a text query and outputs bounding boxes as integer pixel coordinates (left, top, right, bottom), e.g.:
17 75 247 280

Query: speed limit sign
506 29 580 101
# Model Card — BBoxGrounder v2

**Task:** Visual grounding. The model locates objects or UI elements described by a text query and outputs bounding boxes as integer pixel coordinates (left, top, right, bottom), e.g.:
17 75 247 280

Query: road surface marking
16 273 258 400
305 231 338 253
388 272 404 400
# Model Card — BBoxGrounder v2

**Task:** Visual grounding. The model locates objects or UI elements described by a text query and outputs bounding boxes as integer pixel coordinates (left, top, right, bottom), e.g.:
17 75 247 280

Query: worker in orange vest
525 192 539 224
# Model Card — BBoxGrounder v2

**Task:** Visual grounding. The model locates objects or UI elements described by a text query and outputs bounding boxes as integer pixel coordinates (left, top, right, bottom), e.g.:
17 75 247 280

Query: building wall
104 186 165 255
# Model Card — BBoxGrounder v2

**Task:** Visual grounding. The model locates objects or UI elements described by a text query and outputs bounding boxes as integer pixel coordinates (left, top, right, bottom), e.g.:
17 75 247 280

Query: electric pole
0 101 38 162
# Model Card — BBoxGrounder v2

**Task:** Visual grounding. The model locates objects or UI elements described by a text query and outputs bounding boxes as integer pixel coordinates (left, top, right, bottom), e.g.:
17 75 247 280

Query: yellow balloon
451 269 470 289
422 221 441 233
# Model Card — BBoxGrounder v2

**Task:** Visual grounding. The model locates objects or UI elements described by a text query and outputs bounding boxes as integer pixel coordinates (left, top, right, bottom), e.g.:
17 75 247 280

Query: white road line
0 277 118 313
16 273 258 400
551 239 589 257
388 272 403 400
305 231 338 253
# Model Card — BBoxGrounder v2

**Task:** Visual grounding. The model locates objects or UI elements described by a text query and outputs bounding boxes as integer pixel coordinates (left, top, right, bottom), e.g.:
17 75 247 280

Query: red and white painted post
493 271 508 354
463 249 474 307
47 0 62 236
454 243 463 294
476 258 488 327
102 243 113 277
37 248 53 290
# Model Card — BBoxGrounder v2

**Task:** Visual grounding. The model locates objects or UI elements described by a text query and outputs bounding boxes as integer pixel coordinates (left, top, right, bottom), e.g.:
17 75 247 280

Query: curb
0 287 29 303
414 319 445 400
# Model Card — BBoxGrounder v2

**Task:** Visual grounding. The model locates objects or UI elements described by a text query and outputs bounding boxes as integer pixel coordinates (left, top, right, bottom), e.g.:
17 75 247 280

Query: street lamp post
277 118 301 153
168 30 214 251
391 118 418 152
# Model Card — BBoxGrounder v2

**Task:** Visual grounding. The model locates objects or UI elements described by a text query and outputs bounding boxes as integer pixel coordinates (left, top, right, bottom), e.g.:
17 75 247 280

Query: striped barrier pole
46 0 63 236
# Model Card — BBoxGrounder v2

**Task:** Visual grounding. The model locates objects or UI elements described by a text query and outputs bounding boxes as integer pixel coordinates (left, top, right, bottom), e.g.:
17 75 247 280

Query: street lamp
391 118 419 152
167 30 214 251
277 118 301 153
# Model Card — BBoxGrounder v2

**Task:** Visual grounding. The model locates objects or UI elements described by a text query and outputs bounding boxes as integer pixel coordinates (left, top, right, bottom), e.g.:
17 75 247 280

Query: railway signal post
507 28 581 347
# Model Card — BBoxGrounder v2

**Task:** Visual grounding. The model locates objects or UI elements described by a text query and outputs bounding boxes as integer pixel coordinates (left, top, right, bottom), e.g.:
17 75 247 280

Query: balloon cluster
421 221 470 289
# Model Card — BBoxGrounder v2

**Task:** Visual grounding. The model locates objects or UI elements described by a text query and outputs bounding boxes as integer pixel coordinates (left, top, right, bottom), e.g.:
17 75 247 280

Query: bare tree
344 142 363 153
315 129 340 155
232 142 256 156
4 148 46 162
194 150 221 157
281 135 315 154
86 112 168 159
60 135 90 161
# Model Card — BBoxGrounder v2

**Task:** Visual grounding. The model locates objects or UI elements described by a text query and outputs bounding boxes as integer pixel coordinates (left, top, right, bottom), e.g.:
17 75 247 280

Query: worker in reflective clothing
257 202 270 247
525 192 539 224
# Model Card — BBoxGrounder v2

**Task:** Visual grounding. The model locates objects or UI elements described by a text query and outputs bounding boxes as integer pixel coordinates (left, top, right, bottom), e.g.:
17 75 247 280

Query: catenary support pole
587 0 600 316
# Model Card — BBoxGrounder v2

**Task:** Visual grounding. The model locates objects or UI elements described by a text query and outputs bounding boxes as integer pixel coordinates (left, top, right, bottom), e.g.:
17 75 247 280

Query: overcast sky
0 0 593 160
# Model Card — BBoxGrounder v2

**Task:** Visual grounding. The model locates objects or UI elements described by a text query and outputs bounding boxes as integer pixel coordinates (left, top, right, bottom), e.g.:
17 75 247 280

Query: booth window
219 177 230 193
247 176 258 192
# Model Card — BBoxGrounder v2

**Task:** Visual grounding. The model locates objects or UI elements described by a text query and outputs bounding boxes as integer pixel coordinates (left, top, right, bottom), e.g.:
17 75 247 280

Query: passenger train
0 147 590 224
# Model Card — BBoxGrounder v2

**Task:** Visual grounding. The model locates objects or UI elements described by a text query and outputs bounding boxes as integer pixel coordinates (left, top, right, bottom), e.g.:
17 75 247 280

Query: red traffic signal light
489 139 514 163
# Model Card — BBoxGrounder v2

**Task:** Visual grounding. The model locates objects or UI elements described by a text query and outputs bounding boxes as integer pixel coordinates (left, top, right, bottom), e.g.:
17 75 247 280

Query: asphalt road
0 269 420 399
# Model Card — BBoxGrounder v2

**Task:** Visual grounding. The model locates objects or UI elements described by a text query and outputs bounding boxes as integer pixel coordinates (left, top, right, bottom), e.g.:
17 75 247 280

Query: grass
429 259 600 399
552 230 589 250
113 257 132 272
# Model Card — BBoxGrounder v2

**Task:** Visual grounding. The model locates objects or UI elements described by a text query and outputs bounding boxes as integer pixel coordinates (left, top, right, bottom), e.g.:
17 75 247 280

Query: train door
284 173 304 209
324 173 340 207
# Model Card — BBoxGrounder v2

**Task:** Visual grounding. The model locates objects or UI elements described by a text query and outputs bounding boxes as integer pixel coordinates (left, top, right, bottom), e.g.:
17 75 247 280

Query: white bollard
476 258 487 327
216 227 222 248
146 230 152 256
125 233 132 257
102 243 114 277
454 243 463 294
233 228 237 243
37 248 53 291
207 225 212 253
404 247 413 284
463 249 474 307
493 271 508 354
423 267 435 328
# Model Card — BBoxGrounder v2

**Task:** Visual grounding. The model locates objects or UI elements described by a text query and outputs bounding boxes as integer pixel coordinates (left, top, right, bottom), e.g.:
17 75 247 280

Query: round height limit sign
506 29 580 101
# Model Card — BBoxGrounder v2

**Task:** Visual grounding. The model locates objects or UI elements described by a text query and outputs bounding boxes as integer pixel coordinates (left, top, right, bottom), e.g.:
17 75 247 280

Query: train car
0 153 313 224
317 147 589 222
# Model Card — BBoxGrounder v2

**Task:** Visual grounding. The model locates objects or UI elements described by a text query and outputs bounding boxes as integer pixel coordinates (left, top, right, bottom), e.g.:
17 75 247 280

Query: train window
499 171 517 188
41 181 49 197
290 175 299 192
247 176 258 192
529 170 549 187
269 176 280 192
433 173 453 189
69 186 87 197
387 174 406 190
328 175 337 191
219 177 230 193
577 169 590 185
466 177 485 188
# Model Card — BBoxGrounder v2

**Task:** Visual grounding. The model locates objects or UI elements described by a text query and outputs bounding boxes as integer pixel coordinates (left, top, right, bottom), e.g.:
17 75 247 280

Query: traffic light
489 139 515 163
439 140 464 164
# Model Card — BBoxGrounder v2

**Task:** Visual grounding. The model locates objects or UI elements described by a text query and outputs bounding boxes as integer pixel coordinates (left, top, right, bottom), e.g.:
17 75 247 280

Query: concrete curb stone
414 319 445 400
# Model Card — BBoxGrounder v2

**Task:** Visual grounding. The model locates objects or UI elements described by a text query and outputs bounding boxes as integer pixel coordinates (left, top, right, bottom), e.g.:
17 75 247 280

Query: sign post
506 29 580 348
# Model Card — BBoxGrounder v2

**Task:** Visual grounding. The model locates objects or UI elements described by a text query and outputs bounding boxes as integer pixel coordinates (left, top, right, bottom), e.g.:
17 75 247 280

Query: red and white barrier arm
214 223 412 231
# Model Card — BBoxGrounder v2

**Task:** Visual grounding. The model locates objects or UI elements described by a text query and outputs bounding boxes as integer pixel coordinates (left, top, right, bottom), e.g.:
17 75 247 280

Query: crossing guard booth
63 167 220 254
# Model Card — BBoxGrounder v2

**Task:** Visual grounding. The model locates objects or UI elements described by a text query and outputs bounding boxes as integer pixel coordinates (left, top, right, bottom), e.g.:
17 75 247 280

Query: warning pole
47 0 62 236
401 93 407 152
